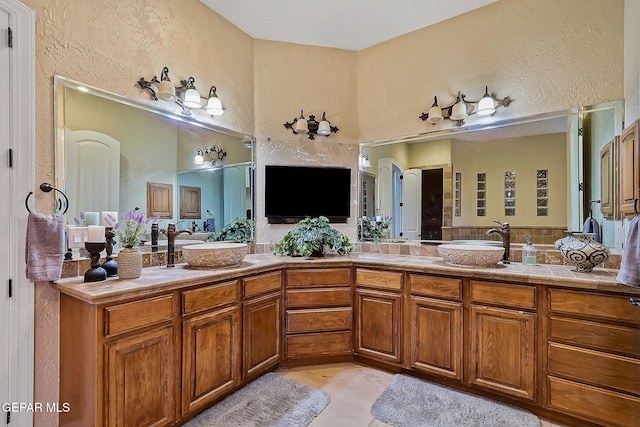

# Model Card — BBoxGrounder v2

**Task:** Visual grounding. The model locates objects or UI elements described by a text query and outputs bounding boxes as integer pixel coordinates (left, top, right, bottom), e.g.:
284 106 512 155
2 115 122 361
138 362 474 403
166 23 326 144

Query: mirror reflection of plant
209 217 254 243
273 216 354 257
358 216 385 241
105 210 158 248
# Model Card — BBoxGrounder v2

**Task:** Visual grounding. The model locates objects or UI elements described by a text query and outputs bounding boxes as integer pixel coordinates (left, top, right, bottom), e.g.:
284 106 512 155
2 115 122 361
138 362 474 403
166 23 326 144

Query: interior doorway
421 168 444 240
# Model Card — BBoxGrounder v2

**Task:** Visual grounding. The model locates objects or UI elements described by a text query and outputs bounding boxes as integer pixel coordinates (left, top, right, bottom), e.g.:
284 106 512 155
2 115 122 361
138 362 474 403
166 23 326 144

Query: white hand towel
617 217 640 287
25 212 65 282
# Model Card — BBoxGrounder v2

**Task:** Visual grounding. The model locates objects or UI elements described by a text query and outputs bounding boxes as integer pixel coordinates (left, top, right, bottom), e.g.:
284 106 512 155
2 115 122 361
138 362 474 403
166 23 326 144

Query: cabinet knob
629 297 640 307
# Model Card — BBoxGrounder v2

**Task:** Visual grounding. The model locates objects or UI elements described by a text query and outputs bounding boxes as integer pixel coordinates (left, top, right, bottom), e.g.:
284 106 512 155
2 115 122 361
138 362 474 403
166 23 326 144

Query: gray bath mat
371 374 540 427
183 372 330 427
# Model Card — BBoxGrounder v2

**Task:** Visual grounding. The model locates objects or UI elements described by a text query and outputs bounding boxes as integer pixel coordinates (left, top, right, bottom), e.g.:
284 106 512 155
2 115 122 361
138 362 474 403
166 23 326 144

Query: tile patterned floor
275 363 569 427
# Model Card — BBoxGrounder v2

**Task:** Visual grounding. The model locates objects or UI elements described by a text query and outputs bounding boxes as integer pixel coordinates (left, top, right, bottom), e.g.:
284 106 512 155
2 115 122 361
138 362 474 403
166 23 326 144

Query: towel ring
25 183 69 214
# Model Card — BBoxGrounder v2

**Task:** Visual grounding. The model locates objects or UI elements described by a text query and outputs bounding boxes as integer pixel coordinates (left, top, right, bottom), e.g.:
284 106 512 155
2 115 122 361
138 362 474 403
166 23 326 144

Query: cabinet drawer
286 268 351 288
355 269 402 291
548 376 640 427
409 274 461 299
470 280 536 309
548 342 640 396
549 289 640 325
286 307 352 333
549 316 640 358
242 271 282 298
104 294 174 337
286 287 351 308
285 331 352 357
182 281 239 315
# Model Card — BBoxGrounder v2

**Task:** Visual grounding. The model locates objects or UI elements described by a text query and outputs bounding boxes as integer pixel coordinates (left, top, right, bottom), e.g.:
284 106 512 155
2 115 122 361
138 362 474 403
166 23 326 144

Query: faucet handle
492 220 510 229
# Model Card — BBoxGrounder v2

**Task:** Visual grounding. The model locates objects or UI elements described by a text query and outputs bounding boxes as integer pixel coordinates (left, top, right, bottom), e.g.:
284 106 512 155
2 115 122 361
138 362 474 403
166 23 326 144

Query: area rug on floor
183 372 330 427
371 374 540 427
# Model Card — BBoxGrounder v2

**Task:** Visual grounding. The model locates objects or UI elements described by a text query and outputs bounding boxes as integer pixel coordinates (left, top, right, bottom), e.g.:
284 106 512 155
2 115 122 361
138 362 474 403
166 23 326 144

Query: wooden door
243 292 282 379
619 120 639 215
105 325 176 427
147 182 173 219
599 139 615 216
470 305 536 400
410 296 463 380
354 288 402 364
421 168 443 240
182 305 241 416
402 169 422 240
179 185 202 219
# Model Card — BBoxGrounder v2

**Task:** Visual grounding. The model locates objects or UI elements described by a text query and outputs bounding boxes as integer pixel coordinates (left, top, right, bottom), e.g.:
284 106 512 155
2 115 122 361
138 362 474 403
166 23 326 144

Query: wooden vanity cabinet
60 292 180 427
469 280 537 401
546 288 640 426
619 119 639 215
181 280 241 417
354 268 403 364
284 268 353 361
242 271 283 380
408 274 463 380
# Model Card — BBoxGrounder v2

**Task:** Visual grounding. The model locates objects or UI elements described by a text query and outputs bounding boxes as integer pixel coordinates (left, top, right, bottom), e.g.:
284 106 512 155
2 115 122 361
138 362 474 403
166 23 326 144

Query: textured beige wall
625 0 640 124
357 0 624 143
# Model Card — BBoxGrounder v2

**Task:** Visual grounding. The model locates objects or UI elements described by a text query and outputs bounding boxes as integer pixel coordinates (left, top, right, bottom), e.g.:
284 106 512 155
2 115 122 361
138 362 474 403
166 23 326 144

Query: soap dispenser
522 236 537 266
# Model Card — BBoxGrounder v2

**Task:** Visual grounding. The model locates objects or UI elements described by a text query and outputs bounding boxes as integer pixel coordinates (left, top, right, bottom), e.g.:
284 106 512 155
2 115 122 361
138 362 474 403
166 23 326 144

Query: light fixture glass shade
450 98 468 121
362 156 371 168
477 96 495 116
157 80 176 102
427 105 443 123
194 153 204 164
206 96 224 115
317 119 331 135
183 88 201 108
295 118 309 134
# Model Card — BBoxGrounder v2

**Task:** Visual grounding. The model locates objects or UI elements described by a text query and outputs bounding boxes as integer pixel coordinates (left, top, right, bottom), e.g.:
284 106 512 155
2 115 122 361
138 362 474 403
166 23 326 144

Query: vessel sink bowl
182 242 249 268
450 239 503 247
144 240 203 249
437 244 505 267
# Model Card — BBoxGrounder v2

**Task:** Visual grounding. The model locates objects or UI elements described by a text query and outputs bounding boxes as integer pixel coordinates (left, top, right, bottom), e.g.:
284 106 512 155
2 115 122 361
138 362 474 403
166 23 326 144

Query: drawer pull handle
630 298 640 307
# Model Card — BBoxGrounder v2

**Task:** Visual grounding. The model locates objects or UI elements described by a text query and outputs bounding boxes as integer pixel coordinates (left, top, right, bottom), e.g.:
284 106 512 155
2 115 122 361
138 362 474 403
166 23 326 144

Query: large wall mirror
359 101 624 252
54 75 256 246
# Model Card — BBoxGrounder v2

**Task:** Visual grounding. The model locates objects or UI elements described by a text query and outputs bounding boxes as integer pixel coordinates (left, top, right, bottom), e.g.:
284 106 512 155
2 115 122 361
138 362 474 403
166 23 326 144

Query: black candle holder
84 242 107 282
102 227 118 277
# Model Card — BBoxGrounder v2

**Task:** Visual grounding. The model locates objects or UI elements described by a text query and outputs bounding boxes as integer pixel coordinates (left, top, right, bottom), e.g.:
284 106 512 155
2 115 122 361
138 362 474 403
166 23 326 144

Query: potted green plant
209 217 254 243
358 216 385 241
273 216 354 257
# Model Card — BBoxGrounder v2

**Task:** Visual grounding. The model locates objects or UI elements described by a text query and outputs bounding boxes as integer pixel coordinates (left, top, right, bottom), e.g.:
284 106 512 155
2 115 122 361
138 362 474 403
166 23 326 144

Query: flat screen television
265 165 351 223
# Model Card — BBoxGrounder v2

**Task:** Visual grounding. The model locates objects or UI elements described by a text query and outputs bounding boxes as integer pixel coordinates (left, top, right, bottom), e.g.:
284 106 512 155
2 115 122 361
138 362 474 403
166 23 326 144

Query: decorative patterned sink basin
437 244 504 267
182 242 249 268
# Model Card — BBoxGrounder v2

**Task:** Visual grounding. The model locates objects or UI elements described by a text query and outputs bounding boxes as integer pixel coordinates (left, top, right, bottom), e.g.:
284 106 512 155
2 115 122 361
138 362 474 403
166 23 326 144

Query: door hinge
399 202 403 207
578 127 584 136
8 279 12 298
399 175 404 179
399 232 403 237
578 182 584 191
7 27 12 48
6 410 10 424
8 149 13 168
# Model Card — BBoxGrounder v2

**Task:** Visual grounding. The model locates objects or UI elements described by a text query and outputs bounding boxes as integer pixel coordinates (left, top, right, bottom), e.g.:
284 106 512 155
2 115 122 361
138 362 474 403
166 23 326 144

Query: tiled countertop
53 253 639 304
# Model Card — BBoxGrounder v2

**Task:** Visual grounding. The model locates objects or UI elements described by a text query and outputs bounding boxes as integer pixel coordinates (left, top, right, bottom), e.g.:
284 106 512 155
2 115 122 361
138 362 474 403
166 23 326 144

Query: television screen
265 165 351 223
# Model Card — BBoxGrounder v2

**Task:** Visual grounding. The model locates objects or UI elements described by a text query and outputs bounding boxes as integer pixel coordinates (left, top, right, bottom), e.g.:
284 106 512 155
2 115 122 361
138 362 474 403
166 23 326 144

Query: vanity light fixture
195 145 227 167
137 67 225 116
283 110 339 140
420 86 512 126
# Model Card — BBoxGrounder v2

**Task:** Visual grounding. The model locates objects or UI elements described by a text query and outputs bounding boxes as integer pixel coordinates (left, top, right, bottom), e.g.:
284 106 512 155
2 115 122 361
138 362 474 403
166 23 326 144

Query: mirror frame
54 74 256 241
358 101 625 244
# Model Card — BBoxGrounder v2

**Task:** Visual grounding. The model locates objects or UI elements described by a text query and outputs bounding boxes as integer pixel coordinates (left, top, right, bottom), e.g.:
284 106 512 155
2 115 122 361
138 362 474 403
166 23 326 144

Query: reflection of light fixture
195 145 227 167
359 152 371 170
420 86 512 126
283 110 339 140
137 67 225 116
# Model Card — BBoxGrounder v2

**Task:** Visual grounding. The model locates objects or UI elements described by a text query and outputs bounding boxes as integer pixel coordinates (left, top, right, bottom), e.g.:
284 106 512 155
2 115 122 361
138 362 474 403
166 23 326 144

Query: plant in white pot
106 209 158 279
273 216 354 257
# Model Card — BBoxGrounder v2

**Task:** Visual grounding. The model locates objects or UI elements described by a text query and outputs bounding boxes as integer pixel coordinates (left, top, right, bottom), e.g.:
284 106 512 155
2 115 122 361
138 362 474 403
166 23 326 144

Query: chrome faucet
166 223 193 267
486 220 511 264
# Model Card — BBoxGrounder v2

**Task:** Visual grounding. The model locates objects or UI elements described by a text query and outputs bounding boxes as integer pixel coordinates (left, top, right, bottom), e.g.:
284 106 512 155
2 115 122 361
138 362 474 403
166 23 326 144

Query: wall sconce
359 152 371 170
195 145 227 167
137 67 225 116
283 110 339 140
419 86 512 126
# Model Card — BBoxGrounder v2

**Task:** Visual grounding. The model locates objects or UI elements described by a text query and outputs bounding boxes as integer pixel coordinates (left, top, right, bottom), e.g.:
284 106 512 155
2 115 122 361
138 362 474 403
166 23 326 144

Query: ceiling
200 0 497 51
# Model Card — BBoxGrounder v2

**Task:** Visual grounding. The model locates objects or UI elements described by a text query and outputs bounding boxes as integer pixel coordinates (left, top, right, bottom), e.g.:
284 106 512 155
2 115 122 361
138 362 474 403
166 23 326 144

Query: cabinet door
105 325 176 427
410 296 463 380
182 305 241 416
354 288 402 364
619 120 639 215
243 292 282 379
470 305 536 400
